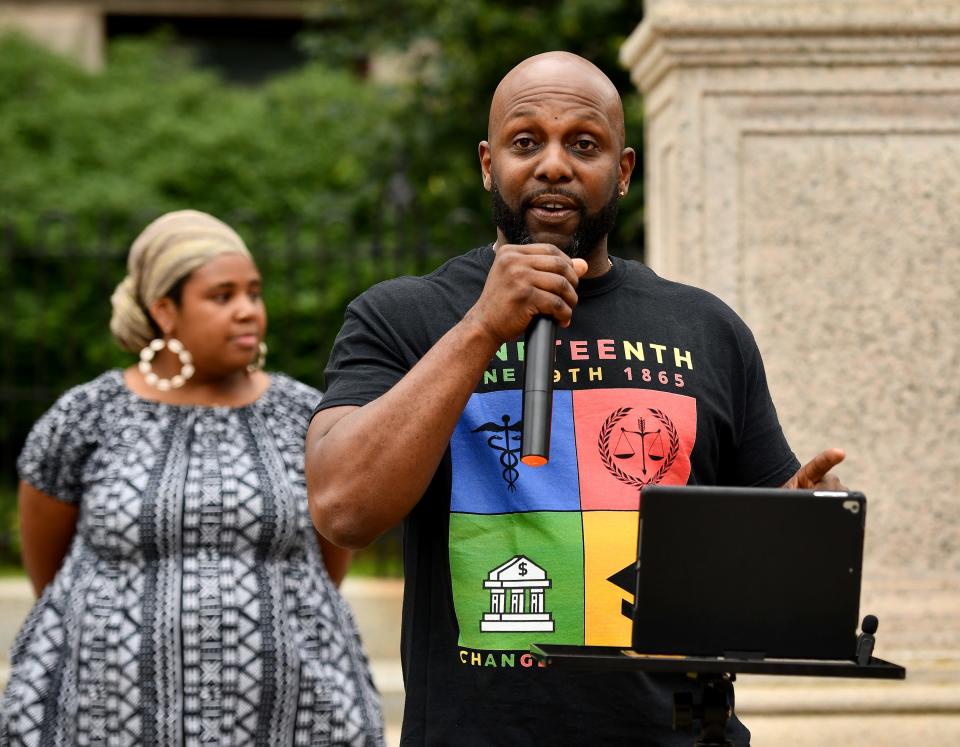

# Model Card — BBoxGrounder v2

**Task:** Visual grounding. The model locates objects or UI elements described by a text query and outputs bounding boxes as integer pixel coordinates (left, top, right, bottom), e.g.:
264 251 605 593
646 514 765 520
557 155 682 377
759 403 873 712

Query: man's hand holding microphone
464 243 590 467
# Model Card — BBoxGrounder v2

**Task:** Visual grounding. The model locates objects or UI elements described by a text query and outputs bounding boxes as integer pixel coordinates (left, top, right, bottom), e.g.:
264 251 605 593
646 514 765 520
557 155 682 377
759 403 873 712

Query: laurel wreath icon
598 406 680 488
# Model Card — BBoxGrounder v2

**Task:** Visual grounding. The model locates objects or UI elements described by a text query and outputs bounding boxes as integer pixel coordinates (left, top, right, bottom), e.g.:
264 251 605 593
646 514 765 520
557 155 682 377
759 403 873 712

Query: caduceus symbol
473 414 523 492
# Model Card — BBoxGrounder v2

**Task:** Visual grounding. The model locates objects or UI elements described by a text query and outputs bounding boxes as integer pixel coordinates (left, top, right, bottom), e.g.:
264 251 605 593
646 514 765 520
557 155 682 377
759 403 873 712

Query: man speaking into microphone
306 51 844 746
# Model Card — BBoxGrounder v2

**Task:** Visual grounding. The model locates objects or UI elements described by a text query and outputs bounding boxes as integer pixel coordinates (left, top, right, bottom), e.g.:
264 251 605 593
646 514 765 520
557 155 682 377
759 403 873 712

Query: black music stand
531 619 905 746
531 486 906 745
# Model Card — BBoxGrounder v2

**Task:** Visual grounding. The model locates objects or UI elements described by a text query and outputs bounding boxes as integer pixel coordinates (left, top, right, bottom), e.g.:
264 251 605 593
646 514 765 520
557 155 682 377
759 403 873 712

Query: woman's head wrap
110 210 252 352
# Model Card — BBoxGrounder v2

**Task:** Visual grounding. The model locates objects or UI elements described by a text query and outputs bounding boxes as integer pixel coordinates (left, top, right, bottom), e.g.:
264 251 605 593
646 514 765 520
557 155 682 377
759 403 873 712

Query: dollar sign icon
518 561 528 577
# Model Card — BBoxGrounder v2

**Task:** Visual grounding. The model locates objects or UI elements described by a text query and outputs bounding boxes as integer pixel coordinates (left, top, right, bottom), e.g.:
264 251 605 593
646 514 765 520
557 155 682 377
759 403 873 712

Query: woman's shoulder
44 370 126 422
17 371 124 499
262 373 323 416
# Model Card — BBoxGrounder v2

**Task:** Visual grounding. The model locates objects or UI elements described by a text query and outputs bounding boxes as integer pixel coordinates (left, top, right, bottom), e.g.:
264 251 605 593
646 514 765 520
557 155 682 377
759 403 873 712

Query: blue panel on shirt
450 390 580 513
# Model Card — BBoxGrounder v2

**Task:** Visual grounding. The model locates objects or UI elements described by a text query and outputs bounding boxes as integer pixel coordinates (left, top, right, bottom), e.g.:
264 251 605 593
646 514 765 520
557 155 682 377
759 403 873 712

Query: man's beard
490 179 620 260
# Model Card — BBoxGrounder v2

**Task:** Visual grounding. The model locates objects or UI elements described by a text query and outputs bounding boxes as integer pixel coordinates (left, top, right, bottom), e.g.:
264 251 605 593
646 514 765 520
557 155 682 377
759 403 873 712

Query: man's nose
534 141 573 183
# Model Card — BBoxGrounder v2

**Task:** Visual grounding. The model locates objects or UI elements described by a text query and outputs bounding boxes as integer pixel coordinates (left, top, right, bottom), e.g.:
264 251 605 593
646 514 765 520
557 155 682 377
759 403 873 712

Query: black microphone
521 315 557 467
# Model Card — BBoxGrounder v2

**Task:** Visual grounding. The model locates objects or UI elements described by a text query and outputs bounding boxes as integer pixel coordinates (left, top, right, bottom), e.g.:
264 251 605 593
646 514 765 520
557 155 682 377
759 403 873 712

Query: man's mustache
519 188 586 214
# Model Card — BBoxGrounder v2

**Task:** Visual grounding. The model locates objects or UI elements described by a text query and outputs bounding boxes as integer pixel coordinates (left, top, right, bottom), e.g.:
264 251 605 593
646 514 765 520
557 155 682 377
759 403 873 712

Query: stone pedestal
621 0 960 718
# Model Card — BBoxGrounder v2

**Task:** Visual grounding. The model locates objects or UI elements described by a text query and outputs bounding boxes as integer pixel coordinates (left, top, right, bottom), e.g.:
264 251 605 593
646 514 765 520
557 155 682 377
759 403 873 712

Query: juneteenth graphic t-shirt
317 246 800 746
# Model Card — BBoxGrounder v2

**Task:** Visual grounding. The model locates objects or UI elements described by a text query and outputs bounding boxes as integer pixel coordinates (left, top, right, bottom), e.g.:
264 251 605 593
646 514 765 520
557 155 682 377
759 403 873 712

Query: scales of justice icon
613 416 665 476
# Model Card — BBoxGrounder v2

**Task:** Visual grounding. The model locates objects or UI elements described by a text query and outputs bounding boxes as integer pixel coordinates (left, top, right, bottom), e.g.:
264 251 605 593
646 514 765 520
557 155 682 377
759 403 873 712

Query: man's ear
618 147 637 196
478 141 493 192
148 297 177 338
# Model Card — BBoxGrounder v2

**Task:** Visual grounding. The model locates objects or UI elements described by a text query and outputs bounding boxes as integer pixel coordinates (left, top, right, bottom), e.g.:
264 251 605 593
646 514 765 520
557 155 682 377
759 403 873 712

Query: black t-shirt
318 246 799 746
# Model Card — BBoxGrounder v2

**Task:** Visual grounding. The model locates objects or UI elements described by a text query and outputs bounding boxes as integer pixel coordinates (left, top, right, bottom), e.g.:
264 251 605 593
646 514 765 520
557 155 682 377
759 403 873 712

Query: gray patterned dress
1 370 384 746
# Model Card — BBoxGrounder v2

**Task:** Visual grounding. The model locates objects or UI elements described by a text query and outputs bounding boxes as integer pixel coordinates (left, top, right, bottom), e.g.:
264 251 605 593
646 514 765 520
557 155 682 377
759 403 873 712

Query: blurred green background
0 0 646 574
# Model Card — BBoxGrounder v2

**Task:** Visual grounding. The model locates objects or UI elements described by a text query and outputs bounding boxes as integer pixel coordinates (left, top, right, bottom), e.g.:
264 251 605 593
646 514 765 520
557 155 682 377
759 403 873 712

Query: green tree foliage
0 33 403 239
299 0 646 248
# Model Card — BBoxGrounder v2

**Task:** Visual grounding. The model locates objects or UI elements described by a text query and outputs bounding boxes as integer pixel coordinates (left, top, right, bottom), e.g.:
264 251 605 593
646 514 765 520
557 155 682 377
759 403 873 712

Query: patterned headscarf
110 210 252 353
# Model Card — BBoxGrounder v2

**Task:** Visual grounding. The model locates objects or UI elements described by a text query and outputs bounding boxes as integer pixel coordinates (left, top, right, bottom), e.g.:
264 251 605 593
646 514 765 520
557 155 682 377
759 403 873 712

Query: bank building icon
480 555 555 632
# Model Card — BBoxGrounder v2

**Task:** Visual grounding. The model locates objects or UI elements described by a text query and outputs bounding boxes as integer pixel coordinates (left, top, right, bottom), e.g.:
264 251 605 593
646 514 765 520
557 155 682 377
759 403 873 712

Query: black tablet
632 485 866 660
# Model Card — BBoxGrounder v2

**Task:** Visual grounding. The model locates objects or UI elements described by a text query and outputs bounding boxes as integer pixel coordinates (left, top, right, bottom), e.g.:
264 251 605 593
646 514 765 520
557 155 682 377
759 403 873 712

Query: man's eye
513 137 536 149
212 293 231 303
574 139 598 151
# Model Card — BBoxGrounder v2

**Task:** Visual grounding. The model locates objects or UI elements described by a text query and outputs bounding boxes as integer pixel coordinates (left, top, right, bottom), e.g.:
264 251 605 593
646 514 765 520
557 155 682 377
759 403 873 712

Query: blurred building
0 1 311 80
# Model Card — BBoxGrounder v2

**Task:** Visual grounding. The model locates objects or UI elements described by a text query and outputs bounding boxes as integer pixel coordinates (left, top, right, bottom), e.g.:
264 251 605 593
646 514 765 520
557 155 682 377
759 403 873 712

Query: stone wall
0 3 103 69
620 0 960 712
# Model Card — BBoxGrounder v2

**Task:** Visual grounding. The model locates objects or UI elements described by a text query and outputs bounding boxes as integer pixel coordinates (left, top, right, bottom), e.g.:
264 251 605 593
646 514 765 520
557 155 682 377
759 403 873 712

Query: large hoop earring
139 338 194 391
248 341 268 373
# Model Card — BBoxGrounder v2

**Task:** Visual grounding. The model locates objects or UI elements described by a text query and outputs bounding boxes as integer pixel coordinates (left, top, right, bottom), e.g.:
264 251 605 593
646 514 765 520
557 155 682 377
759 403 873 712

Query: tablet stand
530 614 905 747
674 672 735 747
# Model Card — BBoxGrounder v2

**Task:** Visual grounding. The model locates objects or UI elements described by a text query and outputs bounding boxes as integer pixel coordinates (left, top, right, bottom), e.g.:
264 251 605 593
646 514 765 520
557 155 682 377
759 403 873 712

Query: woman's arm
18 480 79 597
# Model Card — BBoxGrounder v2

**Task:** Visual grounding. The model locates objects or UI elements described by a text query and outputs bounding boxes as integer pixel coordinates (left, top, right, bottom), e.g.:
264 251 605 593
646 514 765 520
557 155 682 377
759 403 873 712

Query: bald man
307 52 843 745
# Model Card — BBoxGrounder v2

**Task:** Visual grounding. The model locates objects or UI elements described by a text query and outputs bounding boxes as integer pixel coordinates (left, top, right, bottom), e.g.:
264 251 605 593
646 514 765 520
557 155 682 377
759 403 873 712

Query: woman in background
1 210 384 746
